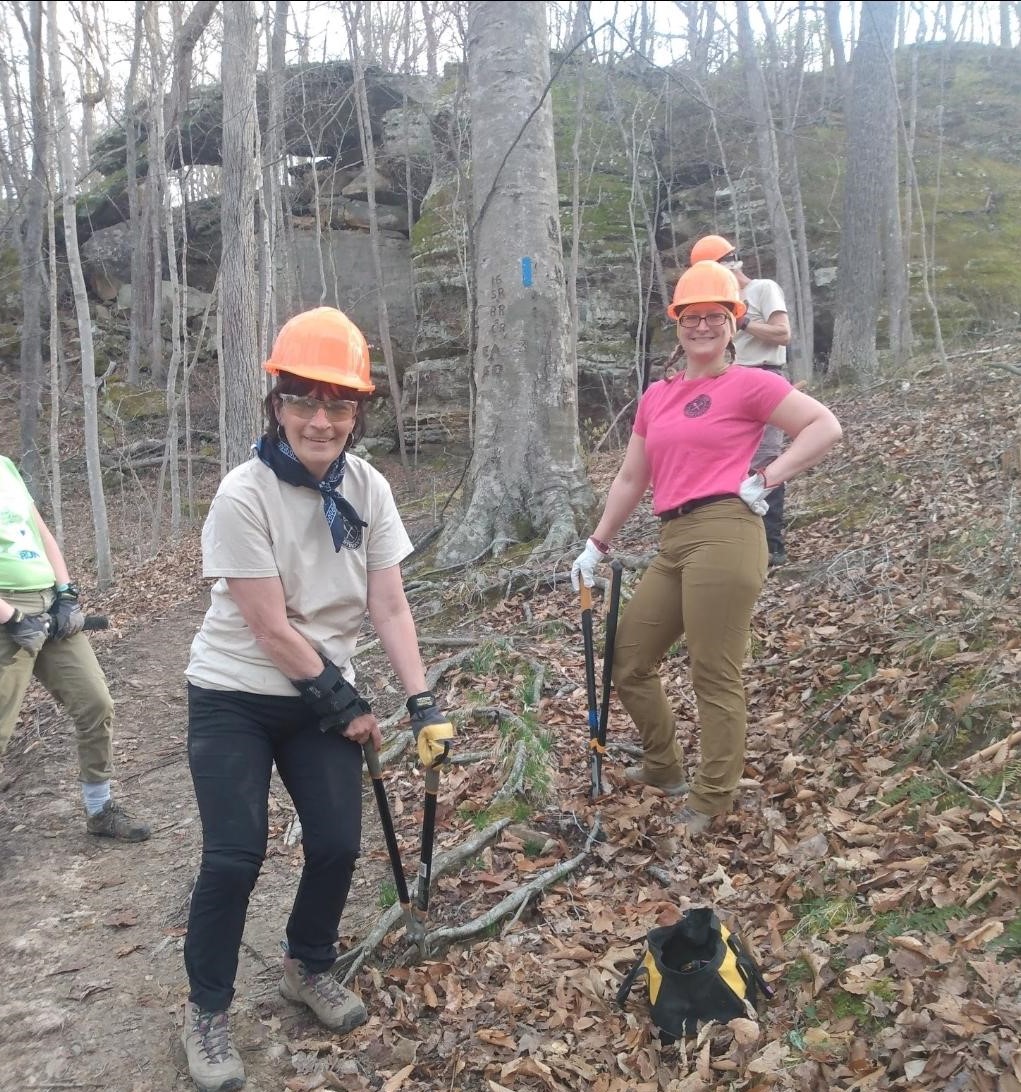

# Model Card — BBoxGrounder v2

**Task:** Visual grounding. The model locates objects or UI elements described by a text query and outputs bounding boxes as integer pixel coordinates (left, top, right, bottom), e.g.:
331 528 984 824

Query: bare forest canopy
4 1 1021 574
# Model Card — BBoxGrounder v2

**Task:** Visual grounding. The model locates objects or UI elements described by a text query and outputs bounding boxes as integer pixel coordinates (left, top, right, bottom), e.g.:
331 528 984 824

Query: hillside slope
0 342 1019 1090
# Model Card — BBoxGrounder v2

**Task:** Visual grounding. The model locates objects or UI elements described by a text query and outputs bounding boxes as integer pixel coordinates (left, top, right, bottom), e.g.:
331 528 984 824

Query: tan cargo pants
613 500 767 816
0 588 114 783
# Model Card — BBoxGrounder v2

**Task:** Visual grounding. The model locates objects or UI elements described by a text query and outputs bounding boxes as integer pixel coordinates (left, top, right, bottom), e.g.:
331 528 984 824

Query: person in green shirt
0 456 150 841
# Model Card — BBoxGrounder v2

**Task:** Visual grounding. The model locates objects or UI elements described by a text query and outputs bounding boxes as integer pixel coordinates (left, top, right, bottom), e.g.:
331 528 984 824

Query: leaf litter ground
0 346 1019 1091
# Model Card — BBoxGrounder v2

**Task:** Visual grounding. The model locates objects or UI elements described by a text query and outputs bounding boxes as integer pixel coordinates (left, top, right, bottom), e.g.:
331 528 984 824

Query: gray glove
50 587 85 640
3 609 49 655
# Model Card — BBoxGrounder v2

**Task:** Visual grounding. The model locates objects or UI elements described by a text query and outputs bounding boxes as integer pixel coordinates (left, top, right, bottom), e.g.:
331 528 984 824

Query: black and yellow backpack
615 907 774 1040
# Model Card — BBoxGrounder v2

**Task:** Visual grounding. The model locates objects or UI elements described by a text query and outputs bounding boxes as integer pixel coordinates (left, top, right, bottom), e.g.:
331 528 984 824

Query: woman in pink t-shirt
571 262 841 835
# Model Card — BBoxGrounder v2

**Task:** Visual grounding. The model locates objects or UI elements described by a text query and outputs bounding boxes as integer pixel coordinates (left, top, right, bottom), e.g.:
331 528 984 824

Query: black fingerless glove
291 659 371 732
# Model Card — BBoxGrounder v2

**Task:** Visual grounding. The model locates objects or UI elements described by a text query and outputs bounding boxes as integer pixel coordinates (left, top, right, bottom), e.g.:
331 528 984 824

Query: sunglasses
278 394 359 422
717 252 741 265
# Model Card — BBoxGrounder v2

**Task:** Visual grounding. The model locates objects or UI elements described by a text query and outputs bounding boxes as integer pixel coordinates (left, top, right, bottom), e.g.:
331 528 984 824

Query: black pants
184 684 363 1012
763 482 786 555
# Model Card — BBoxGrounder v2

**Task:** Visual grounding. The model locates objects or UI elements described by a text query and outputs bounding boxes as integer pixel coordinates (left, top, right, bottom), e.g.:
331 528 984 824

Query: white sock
82 780 111 815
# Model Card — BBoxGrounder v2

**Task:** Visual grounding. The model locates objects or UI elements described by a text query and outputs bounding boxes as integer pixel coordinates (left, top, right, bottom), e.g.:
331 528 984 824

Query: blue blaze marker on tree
521 257 533 287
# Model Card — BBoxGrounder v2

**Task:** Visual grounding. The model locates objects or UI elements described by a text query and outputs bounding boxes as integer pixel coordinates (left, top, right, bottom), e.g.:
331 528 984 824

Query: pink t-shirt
633 366 792 514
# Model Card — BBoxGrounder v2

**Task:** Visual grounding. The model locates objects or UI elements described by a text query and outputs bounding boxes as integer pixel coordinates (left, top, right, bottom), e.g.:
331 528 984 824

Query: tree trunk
46 195 63 545
830 1 898 380
220 0 261 470
345 2 408 466
824 0 850 99
436 2 593 567
736 6 807 381
124 0 151 386
883 133 912 365
17 2 47 489
48 0 113 585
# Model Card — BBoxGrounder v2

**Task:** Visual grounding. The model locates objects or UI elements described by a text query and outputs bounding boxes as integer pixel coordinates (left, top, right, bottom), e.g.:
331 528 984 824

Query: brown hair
262 372 368 452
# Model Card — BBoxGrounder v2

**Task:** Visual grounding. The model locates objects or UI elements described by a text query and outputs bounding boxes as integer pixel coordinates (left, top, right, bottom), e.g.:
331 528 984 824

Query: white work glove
571 538 608 590
738 472 771 516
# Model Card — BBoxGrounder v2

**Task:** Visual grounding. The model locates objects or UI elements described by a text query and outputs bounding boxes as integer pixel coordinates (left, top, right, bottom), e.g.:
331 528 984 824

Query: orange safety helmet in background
689 234 736 265
666 261 747 321
263 307 375 394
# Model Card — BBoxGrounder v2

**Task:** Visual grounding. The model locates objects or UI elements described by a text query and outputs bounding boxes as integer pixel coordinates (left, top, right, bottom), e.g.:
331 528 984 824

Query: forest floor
1 342 1020 1092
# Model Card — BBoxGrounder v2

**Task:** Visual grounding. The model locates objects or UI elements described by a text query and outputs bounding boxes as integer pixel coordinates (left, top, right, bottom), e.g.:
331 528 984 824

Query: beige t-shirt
186 454 413 695
734 278 788 367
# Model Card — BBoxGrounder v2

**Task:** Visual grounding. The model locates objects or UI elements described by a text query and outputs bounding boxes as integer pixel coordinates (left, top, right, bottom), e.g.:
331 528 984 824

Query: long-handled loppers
580 561 624 799
363 742 428 950
580 583 601 797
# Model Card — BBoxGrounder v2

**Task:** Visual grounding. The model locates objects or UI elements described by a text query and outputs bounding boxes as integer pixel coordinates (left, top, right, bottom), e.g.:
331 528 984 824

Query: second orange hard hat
689 234 737 264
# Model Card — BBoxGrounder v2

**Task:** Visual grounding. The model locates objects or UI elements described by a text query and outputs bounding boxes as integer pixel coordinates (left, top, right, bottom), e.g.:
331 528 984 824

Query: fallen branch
949 729 1021 770
420 816 603 950
337 817 513 984
988 361 1021 377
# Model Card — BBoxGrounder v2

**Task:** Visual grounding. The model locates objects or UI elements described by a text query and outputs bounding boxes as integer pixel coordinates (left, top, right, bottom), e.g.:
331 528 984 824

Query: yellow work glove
407 691 455 768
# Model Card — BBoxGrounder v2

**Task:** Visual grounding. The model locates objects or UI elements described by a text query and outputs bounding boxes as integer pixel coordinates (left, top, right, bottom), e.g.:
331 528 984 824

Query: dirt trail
0 593 392 1091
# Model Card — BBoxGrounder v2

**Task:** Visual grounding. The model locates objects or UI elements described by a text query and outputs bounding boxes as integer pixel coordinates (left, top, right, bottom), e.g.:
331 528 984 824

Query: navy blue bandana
255 436 367 552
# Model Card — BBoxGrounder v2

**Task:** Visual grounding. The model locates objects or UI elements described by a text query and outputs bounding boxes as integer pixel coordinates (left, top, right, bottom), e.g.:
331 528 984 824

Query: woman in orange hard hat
180 307 454 1090
571 264 841 835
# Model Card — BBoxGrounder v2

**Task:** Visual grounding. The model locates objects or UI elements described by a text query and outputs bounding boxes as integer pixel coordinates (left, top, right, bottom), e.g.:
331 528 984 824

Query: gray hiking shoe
85 799 151 842
279 954 367 1033
181 1001 245 1091
624 765 688 797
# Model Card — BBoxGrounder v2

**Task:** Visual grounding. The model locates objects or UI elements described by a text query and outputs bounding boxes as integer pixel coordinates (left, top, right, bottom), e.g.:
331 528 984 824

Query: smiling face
677 303 734 364
271 378 362 479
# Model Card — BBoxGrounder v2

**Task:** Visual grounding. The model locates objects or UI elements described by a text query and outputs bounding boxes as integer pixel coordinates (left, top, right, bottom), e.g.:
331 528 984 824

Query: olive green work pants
0 588 114 783
612 500 767 816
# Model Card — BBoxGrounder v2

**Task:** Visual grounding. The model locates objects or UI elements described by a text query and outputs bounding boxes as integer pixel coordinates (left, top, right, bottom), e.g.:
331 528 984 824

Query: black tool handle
416 765 440 914
363 743 412 909
597 561 623 748
83 615 109 631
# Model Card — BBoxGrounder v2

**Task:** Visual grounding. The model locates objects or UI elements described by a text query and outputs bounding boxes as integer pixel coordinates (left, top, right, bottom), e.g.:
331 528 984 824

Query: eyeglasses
278 394 359 421
678 312 730 329
717 252 740 265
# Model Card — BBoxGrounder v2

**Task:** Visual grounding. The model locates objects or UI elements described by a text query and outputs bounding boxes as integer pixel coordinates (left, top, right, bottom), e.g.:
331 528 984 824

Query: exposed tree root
337 817 513 984
417 816 602 953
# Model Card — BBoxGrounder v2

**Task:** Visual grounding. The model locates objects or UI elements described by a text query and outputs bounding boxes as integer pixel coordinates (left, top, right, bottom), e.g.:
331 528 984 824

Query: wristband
589 536 611 555
407 690 437 716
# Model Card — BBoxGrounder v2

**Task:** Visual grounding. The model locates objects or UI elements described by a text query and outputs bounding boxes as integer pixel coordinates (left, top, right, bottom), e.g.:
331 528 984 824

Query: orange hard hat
263 307 375 393
689 234 736 265
666 261 747 321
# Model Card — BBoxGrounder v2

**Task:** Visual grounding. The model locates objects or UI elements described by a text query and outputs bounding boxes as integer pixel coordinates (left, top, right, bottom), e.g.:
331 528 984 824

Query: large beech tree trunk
436 1 593 567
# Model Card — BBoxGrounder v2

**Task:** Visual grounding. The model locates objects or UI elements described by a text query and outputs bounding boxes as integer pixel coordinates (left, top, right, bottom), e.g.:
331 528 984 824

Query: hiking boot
624 765 688 796
181 1001 245 1091
279 954 367 1033
85 800 151 842
676 804 714 835
768 549 788 568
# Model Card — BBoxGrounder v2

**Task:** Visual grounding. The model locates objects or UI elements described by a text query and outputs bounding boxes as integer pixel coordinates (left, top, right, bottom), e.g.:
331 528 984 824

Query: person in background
0 455 151 841
690 234 791 565
181 307 454 1092
572 263 841 835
